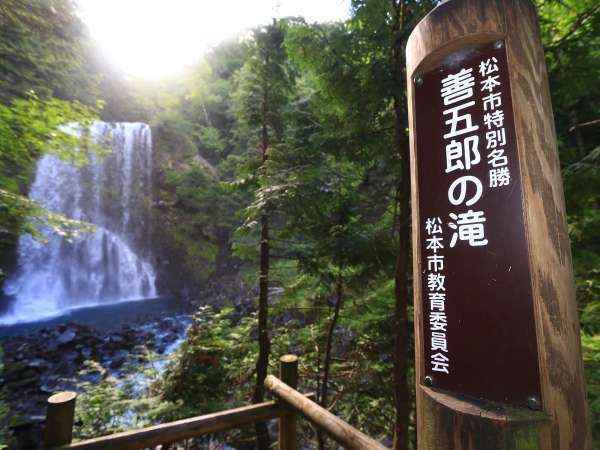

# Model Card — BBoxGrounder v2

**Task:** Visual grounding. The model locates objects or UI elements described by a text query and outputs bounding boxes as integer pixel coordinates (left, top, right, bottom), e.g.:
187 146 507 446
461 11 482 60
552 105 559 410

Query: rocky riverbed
0 273 256 448
1 314 191 447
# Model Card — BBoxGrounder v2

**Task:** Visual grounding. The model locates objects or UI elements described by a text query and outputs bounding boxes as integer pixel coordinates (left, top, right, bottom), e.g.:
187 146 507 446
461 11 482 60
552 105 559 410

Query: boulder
57 329 77 346
26 359 48 371
109 350 129 369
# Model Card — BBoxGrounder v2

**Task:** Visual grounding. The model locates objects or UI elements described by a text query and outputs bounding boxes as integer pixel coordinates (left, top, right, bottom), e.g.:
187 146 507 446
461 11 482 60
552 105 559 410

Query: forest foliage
0 0 105 256
83 0 600 446
0 0 598 448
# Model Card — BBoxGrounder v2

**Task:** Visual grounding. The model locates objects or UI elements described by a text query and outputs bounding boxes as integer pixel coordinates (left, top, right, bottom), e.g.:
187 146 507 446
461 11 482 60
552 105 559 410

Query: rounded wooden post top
405 0 537 76
48 391 77 404
280 355 299 390
280 354 298 364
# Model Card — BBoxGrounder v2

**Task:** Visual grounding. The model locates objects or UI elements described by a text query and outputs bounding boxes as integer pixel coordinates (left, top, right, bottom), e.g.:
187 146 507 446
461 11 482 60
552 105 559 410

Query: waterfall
1 122 157 325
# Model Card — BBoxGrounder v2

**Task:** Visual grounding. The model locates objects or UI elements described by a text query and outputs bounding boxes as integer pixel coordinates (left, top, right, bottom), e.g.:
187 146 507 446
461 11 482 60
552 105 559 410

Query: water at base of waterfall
1 122 157 325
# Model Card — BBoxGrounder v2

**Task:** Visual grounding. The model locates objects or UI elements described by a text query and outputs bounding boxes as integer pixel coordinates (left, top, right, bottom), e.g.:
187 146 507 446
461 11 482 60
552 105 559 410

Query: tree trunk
392 143 410 450
253 93 271 450
391 2 411 450
317 274 343 450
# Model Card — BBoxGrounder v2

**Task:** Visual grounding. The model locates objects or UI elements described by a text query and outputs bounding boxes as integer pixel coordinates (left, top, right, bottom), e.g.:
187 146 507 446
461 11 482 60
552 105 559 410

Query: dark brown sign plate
414 41 541 407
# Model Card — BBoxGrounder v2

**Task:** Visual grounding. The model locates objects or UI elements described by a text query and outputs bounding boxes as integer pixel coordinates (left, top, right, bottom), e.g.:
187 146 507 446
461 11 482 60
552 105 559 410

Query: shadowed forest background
0 0 598 449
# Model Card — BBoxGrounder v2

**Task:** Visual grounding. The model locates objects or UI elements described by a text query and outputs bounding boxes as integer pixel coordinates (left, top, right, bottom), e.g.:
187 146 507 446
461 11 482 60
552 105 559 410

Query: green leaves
158 307 258 420
231 21 295 150
54 1 598 446
537 1 600 442
0 189 95 244
0 93 103 245
73 348 168 439
0 0 90 102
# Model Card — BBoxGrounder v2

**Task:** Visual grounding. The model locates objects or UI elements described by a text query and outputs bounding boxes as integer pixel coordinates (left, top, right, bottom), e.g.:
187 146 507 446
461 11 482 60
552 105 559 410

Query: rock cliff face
148 121 237 298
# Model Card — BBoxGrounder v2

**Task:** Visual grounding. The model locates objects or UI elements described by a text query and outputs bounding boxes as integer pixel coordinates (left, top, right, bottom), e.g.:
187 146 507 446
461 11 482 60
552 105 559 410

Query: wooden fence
44 355 387 450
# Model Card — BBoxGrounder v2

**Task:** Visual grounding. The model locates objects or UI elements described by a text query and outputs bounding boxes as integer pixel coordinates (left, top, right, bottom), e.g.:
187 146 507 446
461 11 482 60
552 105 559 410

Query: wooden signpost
406 0 592 449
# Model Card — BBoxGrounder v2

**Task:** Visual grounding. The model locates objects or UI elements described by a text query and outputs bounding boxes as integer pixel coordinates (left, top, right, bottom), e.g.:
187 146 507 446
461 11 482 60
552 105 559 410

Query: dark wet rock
163 332 178 344
39 383 57 394
45 341 59 354
26 358 48 371
110 334 124 344
153 341 167 354
63 350 81 363
2 311 194 450
10 415 45 450
121 328 136 341
42 351 65 365
57 329 76 345
6 375 38 390
158 317 176 331
110 350 129 369
55 360 74 375
4 361 27 379
80 347 93 360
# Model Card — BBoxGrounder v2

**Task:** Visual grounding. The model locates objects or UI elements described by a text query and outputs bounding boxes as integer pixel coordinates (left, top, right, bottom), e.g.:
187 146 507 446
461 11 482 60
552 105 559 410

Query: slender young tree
285 2 432 447
348 2 437 447
231 20 294 450
386 3 412 448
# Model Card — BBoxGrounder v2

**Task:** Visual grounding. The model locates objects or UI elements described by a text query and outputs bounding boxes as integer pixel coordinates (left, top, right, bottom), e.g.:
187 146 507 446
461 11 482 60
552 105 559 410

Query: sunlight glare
77 0 350 78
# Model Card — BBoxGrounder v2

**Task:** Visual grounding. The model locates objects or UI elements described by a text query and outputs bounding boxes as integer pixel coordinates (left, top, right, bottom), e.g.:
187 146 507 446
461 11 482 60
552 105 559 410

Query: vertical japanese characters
442 66 488 251
425 216 448 373
414 41 540 406
480 57 511 188
424 53 513 376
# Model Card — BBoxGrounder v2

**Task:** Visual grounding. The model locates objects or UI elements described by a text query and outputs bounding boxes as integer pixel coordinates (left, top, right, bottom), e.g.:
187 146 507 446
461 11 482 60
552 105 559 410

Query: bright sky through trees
77 0 350 78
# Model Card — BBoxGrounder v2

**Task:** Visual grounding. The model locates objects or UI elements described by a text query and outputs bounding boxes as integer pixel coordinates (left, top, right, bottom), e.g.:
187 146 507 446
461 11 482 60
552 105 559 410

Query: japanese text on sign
426 54 514 375
414 41 540 406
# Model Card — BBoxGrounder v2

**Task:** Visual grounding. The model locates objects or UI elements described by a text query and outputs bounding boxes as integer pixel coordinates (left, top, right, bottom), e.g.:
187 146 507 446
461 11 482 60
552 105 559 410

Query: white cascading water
1 122 157 324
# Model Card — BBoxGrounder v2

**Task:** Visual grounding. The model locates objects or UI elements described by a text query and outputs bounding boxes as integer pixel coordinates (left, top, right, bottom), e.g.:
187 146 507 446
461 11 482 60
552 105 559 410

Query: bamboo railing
44 355 387 450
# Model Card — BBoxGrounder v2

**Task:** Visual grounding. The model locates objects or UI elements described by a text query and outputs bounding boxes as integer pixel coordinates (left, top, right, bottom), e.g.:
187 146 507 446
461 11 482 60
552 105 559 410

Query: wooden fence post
45 391 77 448
278 355 298 450
265 375 387 450
406 1 592 449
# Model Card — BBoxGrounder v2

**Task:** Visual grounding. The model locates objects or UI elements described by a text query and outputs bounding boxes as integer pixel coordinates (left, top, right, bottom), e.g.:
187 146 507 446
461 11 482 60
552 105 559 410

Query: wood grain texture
50 394 315 450
45 391 77 447
419 387 549 450
278 355 298 450
406 0 591 449
265 375 388 450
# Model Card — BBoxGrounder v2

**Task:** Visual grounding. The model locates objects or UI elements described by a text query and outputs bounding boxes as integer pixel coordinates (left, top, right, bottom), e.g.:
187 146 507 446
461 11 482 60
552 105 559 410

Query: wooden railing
44 355 388 450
